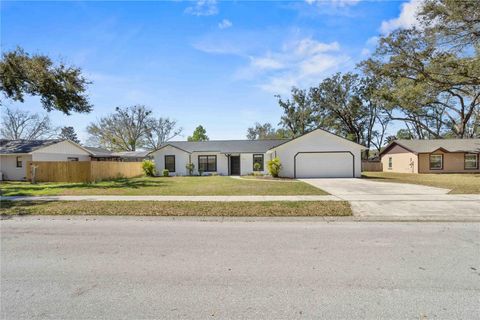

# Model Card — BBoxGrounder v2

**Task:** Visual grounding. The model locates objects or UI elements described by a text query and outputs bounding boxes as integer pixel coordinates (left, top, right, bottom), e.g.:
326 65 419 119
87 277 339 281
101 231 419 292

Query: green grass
362 172 480 194
0 176 327 197
0 200 351 217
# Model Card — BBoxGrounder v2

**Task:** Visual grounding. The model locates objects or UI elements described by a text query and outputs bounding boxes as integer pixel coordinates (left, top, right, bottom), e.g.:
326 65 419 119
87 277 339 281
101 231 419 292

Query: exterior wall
418 151 480 173
152 145 190 176
0 155 32 180
239 153 267 176
269 130 363 178
31 141 91 161
381 145 418 173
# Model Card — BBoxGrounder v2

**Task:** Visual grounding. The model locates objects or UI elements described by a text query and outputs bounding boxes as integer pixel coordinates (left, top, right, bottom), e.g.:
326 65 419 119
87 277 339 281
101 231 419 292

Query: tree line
246 0 480 155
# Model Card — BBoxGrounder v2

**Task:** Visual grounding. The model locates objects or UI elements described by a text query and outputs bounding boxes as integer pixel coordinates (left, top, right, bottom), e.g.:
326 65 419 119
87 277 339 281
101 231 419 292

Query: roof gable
155 139 289 154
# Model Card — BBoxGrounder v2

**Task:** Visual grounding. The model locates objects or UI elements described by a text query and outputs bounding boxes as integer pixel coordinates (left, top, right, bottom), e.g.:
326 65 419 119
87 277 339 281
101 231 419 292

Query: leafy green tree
58 126 80 143
187 125 209 141
0 47 92 114
276 87 316 137
87 105 152 151
246 122 289 140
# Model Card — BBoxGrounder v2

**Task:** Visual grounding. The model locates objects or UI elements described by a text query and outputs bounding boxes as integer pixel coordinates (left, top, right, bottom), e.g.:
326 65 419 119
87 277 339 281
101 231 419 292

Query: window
253 154 264 171
16 156 22 168
164 155 175 172
67 157 79 161
388 157 392 169
465 153 478 170
429 154 443 170
198 155 216 172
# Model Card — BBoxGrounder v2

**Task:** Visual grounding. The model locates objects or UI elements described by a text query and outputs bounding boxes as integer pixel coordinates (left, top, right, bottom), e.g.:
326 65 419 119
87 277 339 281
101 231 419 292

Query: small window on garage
388 157 392 169
16 156 22 168
464 153 478 170
165 155 175 172
429 154 443 170
67 157 79 161
253 154 264 171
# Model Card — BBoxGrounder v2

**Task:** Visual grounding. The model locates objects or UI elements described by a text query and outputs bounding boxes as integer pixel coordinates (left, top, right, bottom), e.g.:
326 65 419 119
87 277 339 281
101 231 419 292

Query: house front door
230 156 240 175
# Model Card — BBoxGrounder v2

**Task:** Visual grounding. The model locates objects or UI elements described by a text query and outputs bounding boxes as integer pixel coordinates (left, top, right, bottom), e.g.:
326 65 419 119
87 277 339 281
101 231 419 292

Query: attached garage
267 129 365 178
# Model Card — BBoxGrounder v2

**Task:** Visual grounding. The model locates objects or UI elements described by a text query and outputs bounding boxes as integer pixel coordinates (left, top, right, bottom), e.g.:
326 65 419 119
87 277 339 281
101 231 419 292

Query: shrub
162 169 170 177
185 162 195 176
142 160 156 177
253 162 262 172
267 157 282 178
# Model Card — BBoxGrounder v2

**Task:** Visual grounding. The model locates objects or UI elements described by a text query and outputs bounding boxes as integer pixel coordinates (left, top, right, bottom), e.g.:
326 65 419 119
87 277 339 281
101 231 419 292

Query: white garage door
295 152 354 178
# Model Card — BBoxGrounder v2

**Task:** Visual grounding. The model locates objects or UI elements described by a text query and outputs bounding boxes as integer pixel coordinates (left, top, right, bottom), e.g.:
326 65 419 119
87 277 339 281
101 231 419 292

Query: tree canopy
187 125 209 141
0 47 92 114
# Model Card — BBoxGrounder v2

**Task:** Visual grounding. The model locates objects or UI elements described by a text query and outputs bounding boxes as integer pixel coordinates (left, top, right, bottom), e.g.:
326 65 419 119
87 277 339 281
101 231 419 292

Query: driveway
2 217 479 319
301 178 480 221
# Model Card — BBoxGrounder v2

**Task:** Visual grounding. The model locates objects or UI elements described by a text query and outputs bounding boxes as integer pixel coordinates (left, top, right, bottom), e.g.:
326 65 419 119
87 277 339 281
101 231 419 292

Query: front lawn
362 172 480 194
0 200 351 216
0 176 327 197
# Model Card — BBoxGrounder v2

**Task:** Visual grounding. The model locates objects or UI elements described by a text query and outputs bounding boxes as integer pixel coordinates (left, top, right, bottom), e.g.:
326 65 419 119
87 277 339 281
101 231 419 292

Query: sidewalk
0 195 340 202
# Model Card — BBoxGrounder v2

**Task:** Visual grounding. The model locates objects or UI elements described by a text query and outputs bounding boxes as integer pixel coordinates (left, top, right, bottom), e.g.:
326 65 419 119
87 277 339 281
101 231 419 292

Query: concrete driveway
301 178 480 221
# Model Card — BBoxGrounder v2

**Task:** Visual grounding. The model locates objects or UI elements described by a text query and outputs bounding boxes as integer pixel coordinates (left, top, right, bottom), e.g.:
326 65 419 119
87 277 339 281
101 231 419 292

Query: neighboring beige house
0 139 91 180
379 139 480 174
151 129 365 178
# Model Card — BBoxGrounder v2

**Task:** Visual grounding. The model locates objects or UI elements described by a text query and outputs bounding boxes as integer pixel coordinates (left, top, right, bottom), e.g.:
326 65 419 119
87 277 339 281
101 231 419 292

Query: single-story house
379 139 480 173
85 147 150 162
0 139 91 180
151 129 365 178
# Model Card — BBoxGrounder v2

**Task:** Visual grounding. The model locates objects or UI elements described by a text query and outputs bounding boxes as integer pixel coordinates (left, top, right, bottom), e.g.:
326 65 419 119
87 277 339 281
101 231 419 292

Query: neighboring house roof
380 139 480 156
112 151 150 158
83 146 113 156
157 139 289 154
0 139 64 154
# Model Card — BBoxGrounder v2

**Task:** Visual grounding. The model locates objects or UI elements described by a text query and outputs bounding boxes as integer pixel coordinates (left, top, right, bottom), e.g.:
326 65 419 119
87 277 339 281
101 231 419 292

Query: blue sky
1 0 415 143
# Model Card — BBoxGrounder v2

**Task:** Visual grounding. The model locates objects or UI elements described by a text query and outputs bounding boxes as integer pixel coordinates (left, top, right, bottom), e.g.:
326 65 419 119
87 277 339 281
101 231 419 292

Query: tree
246 122 289 140
277 87 316 137
86 105 152 151
0 107 56 140
144 117 182 150
58 126 80 143
187 125 209 141
0 47 92 114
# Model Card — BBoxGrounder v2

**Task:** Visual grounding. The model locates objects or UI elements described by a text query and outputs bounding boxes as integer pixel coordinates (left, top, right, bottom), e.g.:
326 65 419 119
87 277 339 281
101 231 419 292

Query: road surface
1 216 479 319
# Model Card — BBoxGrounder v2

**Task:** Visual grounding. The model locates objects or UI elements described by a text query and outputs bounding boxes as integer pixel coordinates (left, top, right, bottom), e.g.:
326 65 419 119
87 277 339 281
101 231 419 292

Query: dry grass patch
0 201 351 217
362 172 480 194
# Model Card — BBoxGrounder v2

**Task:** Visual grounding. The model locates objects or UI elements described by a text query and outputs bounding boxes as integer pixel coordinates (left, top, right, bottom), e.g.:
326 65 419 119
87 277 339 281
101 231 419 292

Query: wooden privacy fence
26 161 144 183
361 161 383 172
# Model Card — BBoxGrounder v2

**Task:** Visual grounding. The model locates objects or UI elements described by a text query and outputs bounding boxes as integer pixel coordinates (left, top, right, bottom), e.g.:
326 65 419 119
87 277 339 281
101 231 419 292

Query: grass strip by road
0 176 327 197
362 172 480 194
0 201 351 217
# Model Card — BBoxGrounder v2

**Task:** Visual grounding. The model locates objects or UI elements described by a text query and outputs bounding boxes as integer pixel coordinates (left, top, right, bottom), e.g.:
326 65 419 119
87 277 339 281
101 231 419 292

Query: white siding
152 145 190 176
0 155 31 181
31 141 91 161
269 129 363 178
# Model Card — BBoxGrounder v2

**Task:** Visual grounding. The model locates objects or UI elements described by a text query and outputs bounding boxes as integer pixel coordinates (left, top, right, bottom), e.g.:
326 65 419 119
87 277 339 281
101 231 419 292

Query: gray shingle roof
0 139 64 154
83 146 113 156
160 139 290 153
385 139 480 154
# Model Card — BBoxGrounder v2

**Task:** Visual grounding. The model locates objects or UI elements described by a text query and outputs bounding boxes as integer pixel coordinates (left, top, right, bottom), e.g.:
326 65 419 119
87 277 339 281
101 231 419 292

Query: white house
0 139 91 181
151 129 365 178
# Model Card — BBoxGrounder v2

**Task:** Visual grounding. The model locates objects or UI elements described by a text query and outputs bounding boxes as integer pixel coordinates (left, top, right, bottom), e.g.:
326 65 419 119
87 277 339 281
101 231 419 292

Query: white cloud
241 38 349 94
306 0 360 7
218 19 232 29
185 0 218 16
361 48 370 56
380 0 423 34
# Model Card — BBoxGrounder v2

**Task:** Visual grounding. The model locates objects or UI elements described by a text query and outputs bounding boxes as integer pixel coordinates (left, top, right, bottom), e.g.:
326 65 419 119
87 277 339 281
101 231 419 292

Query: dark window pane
165 155 175 172
253 154 264 171
199 156 208 171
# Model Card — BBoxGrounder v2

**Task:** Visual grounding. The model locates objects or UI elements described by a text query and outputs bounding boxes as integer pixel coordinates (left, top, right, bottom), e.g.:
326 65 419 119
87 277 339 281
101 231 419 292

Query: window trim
164 155 176 173
464 153 479 170
16 156 22 168
253 154 264 171
429 154 443 170
198 155 217 172
388 157 392 170
67 157 79 162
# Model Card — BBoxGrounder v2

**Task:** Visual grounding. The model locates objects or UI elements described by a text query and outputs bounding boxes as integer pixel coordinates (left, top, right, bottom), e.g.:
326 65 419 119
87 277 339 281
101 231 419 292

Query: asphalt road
1 217 479 319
